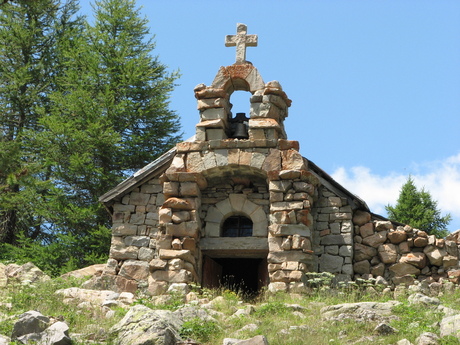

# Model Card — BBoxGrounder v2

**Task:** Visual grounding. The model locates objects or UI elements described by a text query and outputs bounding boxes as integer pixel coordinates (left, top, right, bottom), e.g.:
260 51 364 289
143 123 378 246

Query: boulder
362 231 387 248
413 237 428 248
118 260 149 281
12 311 50 339
173 305 216 324
81 274 138 293
354 243 377 261
371 263 385 277
39 321 72 345
445 240 458 257
0 335 10 345
443 255 458 269
6 262 50 285
61 264 106 279
378 244 398 264
400 253 427 269
415 332 440 345
374 221 393 231
392 275 415 286
233 323 259 335
396 340 412 345
387 230 407 244
352 211 371 226
110 305 182 345
423 246 447 266
446 229 460 244
321 301 401 322
440 314 460 338
55 287 117 307
389 263 420 277
374 322 397 335
408 293 440 307
353 260 370 275
12 311 71 345
448 270 460 284
359 223 374 238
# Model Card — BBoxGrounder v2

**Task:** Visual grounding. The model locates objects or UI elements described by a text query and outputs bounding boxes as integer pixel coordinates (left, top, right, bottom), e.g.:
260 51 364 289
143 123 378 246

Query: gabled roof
99 147 176 205
99 140 373 216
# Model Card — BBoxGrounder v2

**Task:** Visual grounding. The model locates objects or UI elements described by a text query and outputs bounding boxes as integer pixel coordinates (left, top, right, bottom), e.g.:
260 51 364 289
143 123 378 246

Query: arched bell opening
228 90 250 139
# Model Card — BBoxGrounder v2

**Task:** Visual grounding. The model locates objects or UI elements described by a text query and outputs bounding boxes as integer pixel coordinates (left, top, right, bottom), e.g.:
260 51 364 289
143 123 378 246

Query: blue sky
79 1 460 231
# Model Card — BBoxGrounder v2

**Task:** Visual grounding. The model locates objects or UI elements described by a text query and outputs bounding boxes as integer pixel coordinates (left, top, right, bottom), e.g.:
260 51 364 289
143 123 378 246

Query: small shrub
222 289 239 303
180 317 220 343
304 272 334 289
146 291 185 311
255 301 289 317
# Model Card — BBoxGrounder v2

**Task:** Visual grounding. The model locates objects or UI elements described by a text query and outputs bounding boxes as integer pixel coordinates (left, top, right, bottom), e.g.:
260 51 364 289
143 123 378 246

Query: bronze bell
232 122 249 139
231 112 249 139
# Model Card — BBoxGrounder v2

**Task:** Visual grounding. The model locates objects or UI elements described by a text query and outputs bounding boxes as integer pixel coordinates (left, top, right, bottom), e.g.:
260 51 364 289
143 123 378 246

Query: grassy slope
1 278 460 345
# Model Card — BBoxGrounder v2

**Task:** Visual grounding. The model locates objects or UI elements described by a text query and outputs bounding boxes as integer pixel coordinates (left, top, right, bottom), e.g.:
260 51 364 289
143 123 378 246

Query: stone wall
310 185 460 286
352 212 460 286
312 186 354 280
105 178 164 293
266 168 319 293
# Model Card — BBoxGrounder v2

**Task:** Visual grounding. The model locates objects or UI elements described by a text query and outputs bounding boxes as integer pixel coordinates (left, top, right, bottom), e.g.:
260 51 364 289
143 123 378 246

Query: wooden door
202 256 222 289
258 258 269 289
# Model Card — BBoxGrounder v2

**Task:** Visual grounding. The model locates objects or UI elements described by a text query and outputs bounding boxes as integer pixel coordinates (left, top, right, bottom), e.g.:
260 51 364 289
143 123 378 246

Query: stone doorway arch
204 194 268 238
201 194 269 293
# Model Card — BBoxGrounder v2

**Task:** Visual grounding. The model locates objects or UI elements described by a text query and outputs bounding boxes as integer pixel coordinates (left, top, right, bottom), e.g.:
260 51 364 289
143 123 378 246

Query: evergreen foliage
0 0 181 275
385 176 451 238
0 0 82 245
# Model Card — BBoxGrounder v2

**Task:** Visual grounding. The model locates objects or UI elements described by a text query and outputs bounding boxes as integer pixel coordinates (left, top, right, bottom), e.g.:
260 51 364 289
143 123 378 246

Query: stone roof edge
306 158 395 224
305 157 371 212
98 146 176 205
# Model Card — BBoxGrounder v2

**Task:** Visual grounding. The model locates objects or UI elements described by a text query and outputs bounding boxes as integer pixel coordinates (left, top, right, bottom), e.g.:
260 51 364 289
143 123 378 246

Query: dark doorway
202 256 268 297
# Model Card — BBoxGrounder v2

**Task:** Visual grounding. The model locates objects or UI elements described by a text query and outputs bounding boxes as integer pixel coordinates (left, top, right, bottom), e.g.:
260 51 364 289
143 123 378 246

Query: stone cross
225 23 258 64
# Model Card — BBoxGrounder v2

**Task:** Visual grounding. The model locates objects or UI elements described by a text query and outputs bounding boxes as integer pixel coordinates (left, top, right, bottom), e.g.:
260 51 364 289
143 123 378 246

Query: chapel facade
98 24 460 295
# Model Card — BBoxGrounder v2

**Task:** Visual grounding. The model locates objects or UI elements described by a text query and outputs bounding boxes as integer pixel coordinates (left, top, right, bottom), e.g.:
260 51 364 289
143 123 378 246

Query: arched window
222 215 253 237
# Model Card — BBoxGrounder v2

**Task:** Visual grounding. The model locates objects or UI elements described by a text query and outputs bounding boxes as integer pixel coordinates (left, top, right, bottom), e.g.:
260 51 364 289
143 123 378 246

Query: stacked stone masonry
100 59 460 296
313 186 354 280
352 212 460 286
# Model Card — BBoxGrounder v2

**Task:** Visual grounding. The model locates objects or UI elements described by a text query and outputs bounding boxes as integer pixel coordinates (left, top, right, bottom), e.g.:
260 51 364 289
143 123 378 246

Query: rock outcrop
0 262 50 287
109 305 182 345
11 310 71 345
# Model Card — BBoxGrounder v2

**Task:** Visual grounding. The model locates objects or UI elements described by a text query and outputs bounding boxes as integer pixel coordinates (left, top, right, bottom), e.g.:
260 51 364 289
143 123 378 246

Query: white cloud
330 153 460 231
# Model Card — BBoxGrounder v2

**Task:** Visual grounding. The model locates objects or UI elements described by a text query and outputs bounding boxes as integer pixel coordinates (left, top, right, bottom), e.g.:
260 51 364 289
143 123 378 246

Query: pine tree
29 0 182 270
88 0 182 169
385 176 451 238
0 0 181 274
0 0 81 244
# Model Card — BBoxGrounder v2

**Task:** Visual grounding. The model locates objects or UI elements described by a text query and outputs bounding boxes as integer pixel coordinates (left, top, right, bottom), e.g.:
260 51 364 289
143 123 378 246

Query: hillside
1 263 460 345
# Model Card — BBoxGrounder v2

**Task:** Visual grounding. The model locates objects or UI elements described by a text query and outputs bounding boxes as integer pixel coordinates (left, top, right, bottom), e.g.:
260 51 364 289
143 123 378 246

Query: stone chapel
98 24 460 295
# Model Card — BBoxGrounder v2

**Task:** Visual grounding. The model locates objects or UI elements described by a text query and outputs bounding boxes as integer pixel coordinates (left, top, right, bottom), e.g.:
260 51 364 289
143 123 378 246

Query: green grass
2 276 460 345
0 277 126 345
